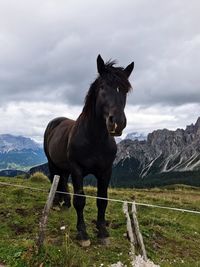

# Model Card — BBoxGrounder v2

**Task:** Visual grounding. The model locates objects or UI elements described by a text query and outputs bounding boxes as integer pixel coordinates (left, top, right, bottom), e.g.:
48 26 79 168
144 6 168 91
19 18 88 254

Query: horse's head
95 55 134 136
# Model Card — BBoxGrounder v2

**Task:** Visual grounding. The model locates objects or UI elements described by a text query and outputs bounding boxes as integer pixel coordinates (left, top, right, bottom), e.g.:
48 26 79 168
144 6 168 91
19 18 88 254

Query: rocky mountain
0 134 46 170
112 117 200 187
0 134 41 152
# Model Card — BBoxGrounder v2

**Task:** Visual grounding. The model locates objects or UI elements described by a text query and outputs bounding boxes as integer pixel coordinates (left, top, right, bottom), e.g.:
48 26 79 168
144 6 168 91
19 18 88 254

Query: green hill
0 176 200 266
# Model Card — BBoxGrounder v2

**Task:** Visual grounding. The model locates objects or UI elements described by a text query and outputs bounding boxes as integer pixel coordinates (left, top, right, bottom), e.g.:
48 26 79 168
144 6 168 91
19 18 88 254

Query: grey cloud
0 0 200 107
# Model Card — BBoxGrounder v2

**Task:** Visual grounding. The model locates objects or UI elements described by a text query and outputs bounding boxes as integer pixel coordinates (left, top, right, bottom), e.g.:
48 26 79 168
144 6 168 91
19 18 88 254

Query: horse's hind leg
58 172 71 208
47 159 63 205
48 162 71 207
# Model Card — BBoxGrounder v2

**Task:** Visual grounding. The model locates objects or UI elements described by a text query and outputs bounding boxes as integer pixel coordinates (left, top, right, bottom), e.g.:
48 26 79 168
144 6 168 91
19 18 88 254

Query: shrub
29 172 49 183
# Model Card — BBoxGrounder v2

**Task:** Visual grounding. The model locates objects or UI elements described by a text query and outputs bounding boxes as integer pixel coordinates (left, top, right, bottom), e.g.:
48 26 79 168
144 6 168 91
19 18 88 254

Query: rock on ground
110 255 160 267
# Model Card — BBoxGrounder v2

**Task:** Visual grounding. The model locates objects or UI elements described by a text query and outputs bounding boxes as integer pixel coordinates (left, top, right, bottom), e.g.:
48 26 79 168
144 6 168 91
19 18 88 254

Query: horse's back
44 117 75 169
45 117 67 134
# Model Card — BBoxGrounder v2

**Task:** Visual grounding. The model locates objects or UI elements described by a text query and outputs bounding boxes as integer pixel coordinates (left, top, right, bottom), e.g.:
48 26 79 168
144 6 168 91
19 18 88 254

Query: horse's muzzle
109 123 122 136
106 115 126 136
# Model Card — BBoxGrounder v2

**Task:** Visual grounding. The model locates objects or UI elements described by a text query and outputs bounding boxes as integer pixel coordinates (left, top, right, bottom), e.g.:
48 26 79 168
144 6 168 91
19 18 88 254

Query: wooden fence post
37 175 60 250
123 202 135 259
131 201 147 261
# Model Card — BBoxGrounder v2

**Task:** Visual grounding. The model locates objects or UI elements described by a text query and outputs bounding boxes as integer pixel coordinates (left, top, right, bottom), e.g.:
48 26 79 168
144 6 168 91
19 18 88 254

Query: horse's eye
116 87 120 93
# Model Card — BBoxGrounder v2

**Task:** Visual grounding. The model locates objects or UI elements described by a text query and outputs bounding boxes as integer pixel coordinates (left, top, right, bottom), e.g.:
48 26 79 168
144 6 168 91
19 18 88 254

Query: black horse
44 55 134 246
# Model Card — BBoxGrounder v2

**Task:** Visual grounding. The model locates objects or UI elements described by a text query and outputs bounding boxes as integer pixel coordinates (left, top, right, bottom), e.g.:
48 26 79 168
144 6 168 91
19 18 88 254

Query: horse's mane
82 61 132 116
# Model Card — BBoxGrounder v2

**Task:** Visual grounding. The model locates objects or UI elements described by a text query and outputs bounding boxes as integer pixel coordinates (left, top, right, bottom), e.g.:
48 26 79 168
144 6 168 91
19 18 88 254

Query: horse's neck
78 112 109 141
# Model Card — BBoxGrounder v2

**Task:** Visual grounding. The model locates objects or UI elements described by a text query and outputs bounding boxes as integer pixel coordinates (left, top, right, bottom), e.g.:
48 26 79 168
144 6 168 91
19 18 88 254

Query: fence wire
0 181 200 215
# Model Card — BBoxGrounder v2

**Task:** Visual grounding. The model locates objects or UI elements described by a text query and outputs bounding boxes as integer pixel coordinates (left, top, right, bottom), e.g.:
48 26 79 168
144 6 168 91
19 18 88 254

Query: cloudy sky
0 0 200 142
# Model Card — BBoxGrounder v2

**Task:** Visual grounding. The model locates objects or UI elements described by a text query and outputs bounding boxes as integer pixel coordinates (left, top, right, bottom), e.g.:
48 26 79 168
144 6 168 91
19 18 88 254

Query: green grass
0 176 200 267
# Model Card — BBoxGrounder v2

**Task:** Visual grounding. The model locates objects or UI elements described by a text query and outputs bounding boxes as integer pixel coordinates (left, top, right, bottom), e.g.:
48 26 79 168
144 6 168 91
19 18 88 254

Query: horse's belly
49 146 68 170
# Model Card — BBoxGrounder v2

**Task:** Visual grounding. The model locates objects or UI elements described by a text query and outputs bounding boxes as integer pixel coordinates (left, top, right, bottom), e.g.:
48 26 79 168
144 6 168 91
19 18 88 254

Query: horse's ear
124 62 134 77
97 54 105 75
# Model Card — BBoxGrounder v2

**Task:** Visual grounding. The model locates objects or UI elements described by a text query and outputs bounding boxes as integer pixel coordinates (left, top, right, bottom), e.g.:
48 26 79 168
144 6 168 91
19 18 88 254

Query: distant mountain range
0 134 46 170
1 118 200 188
0 134 41 152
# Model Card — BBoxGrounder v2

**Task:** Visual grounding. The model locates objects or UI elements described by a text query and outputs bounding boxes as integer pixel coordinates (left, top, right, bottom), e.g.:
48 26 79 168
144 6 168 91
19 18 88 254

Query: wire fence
0 181 200 215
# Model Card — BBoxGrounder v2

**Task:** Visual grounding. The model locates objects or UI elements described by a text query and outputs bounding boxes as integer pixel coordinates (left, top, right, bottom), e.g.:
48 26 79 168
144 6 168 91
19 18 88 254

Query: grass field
0 175 200 267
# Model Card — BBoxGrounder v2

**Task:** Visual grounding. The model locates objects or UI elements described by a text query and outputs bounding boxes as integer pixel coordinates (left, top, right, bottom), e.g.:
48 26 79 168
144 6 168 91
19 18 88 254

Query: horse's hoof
78 239 91 247
99 237 110 246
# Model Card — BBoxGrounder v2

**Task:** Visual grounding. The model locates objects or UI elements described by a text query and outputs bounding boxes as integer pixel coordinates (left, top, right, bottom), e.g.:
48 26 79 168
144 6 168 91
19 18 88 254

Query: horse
44 55 134 247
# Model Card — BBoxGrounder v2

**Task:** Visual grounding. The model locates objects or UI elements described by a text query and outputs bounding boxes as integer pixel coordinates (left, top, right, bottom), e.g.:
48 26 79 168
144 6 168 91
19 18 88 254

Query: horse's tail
43 117 67 159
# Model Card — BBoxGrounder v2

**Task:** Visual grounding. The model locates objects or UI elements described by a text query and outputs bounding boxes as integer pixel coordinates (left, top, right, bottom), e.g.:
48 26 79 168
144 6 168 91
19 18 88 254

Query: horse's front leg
96 169 111 245
71 163 90 247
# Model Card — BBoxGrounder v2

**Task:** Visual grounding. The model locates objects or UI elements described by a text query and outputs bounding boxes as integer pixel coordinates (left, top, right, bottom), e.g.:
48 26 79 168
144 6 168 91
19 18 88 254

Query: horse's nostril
109 116 114 124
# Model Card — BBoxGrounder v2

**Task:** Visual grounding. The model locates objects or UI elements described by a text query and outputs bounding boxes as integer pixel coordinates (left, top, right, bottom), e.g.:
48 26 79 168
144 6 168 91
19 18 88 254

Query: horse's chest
68 135 117 175
79 146 116 173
